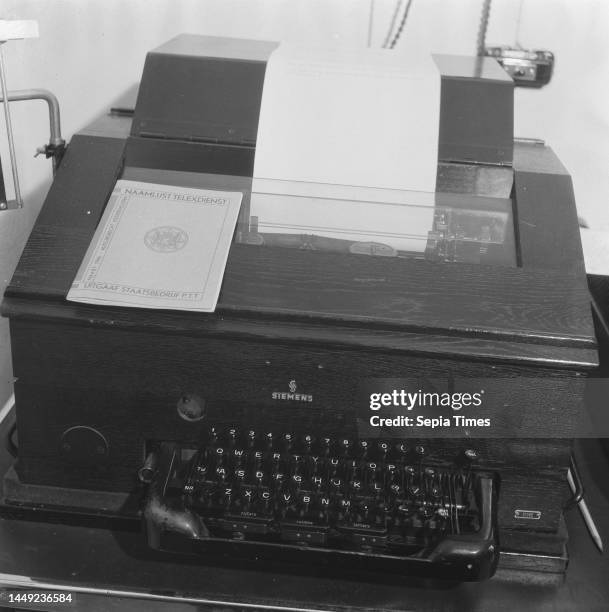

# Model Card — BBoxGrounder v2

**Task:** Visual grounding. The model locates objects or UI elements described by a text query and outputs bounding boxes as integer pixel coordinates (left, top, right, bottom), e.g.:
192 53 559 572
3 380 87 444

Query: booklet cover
67 179 243 312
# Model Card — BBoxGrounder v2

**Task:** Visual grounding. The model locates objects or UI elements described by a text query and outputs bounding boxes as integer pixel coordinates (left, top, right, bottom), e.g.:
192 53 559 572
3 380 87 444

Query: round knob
60 426 108 465
176 394 205 422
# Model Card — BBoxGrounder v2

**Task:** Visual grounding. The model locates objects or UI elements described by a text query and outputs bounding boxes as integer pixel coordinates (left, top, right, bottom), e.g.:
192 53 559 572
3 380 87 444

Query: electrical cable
382 0 402 48
564 455 584 509
367 0 375 47
515 0 525 48
476 0 492 57
388 0 414 49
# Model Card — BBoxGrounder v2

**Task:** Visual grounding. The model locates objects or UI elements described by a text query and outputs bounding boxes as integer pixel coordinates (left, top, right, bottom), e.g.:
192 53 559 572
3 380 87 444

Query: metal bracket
0 87 66 211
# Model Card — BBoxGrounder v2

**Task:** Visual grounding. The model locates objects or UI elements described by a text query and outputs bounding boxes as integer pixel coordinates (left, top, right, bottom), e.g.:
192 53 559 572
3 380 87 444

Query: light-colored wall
1 0 608 405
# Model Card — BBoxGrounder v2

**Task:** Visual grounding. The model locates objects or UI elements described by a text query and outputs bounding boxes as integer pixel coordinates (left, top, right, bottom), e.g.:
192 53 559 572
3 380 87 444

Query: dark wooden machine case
0 36 599 583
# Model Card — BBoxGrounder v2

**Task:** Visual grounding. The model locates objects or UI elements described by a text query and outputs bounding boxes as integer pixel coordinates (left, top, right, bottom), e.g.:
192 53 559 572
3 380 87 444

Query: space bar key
280 522 329 545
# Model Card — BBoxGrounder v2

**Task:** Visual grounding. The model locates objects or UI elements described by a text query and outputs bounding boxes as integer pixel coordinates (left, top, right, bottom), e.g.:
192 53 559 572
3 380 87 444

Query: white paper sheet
251 43 440 252
253 43 441 194
249 192 433 253
67 180 242 312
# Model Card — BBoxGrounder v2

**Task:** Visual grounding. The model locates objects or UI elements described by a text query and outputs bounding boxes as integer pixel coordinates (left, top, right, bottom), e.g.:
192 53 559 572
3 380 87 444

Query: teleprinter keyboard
142 429 497 579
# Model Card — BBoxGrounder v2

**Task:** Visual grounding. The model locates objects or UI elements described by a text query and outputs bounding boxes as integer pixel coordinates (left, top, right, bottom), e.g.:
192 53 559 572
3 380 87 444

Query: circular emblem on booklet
144 226 188 253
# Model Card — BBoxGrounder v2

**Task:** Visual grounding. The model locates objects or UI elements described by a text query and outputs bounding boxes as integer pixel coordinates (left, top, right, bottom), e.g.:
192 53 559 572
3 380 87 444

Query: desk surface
0 409 607 612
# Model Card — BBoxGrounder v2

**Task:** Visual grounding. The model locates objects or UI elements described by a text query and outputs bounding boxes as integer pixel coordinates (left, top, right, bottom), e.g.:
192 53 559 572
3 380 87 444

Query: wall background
1 0 608 405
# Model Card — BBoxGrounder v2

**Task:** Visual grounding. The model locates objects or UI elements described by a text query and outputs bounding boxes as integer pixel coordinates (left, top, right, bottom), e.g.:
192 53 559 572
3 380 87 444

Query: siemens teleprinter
0 36 599 583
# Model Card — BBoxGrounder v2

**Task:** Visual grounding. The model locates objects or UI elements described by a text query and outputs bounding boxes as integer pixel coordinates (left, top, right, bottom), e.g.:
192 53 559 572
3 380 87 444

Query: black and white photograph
0 1 608 610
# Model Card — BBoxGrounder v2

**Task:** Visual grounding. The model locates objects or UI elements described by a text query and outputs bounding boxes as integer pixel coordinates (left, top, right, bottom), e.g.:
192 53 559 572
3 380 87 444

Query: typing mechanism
0 36 598 583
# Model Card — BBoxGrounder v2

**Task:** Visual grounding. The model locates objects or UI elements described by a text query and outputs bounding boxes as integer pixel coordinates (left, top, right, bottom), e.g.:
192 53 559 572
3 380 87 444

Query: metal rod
0 42 22 207
0 393 15 425
0 88 63 146
567 466 604 553
0 88 65 176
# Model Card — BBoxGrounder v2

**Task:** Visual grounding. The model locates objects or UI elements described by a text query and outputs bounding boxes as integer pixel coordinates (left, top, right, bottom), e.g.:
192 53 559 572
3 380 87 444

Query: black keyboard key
219 514 273 535
251 450 264 469
307 455 324 476
291 473 305 490
328 457 341 478
231 448 247 467
215 466 229 482
348 478 364 496
257 488 273 516
280 522 329 545
339 438 353 456
356 440 369 459
246 429 257 449
272 471 287 487
226 428 238 448
376 441 390 461
310 475 325 491
282 433 294 452
263 431 274 450
302 434 315 452
319 437 333 457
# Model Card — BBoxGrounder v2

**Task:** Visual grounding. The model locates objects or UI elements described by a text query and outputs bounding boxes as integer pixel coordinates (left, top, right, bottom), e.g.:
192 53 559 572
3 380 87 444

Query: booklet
67 179 243 312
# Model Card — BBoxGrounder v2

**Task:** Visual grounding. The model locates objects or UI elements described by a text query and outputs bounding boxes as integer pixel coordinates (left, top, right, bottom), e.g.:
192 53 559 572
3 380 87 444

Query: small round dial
176 394 206 422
